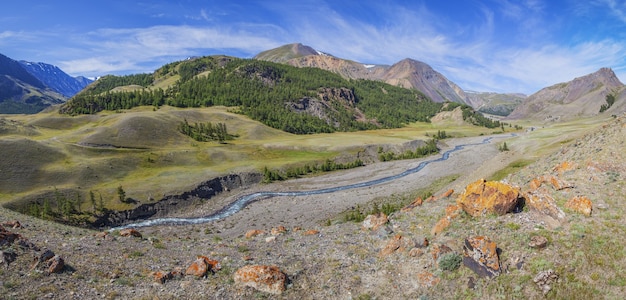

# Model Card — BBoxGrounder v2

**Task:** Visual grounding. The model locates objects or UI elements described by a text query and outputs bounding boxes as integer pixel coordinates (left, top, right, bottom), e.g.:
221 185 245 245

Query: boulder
119 228 142 238
525 190 566 222
462 236 501 278
1 220 21 229
270 226 287 236
1 250 17 268
47 255 65 274
245 229 265 239
0 226 20 247
457 179 522 217
362 212 388 231
533 269 558 295
528 235 548 249
153 271 173 284
185 255 220 277
565 196 593 216
234 265 287 295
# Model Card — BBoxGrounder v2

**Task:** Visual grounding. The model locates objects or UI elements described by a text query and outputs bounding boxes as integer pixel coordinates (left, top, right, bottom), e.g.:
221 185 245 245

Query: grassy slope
0 106 505 212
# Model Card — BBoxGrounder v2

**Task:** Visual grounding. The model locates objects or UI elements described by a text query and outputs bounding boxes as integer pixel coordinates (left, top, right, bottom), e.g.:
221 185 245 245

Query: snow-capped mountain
19 61 93 98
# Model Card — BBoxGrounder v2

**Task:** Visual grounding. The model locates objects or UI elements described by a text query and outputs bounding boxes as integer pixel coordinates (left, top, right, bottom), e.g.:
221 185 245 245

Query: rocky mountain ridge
19 61 93 98
507 67 625 121
0 53 67 114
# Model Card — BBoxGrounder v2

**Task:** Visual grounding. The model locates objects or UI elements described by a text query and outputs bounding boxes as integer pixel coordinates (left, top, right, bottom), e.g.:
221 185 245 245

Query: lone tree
117 185 126 203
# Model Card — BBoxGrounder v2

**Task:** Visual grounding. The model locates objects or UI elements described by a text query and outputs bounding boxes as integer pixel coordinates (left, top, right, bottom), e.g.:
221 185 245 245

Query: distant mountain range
19 61 93 98
0 53 92 114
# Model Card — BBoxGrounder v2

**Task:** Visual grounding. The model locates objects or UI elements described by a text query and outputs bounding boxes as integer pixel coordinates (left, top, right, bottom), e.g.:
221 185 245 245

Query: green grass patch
488 159 534 181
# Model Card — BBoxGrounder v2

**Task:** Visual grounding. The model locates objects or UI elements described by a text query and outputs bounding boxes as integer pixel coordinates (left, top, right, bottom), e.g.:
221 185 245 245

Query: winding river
112 135 512 230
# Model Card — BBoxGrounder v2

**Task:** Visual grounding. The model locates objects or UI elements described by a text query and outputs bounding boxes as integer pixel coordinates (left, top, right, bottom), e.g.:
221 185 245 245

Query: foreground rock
234 265 287 294
457 179 522 217
186 255 220 277
565 196 593 216
462 236 502 278
534 269 559 295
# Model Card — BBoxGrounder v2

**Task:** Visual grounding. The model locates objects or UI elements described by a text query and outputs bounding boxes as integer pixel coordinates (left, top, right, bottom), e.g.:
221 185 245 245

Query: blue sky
1 0 625 94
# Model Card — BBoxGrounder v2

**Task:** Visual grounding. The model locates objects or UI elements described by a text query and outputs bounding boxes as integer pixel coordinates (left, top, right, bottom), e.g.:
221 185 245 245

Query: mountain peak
254 43 322 63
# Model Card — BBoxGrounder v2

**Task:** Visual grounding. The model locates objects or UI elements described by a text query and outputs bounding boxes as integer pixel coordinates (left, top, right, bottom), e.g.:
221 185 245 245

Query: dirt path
171 134 520 237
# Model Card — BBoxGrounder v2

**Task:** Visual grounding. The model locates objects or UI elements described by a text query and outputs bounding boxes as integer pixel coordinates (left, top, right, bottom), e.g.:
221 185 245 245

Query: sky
1 0 626 94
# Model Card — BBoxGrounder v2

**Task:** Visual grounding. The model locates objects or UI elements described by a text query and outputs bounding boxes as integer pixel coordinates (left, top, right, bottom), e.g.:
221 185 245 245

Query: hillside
63 56 503 134
507 68 625 121
0 53 66 113
0 107 622 298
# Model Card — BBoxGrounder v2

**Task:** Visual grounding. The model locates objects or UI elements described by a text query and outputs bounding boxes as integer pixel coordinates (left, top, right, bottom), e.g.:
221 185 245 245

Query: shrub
439 252 462 271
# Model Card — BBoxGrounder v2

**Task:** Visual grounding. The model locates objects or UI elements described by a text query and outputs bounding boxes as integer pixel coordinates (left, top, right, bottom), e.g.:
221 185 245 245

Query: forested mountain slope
63 56 502 134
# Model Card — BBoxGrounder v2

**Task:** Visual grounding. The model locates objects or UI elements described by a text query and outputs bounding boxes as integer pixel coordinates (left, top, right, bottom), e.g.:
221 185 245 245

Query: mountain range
0 53 92 114
256 43 626 120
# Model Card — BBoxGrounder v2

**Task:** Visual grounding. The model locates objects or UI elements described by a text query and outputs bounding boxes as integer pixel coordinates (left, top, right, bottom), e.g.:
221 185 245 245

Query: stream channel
112 135 513 230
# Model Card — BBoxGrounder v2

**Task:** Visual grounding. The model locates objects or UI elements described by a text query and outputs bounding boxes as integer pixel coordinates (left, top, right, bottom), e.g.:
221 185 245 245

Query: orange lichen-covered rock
553 161 576 175
245 229 265 239
153 271 173 284
185 255 220 277
547 175 573 190
440 189 454 198
525 190 565 221
379 234 415 256
119 228 142 238
401 197 423 212
362 212 388 231
270 226 287 236
463 236 501 278
529 177 543 191
431 217 451 236
565 196 593 216
234 265 287 295
457 179 521 217
430 204 462 235
303 229 320 236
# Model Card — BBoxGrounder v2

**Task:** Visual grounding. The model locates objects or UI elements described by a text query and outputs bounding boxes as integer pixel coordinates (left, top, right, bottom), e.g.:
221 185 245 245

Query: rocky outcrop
234 265 287 295
457 179 522 217
93 173 262 228
462 236 502 278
